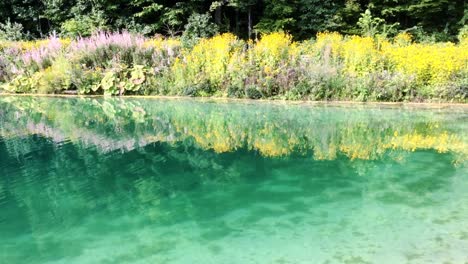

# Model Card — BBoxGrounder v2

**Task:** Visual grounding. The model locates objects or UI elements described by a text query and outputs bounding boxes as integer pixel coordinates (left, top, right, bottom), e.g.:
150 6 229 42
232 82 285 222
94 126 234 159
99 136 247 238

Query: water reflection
0 96 467 161
0 96 467 263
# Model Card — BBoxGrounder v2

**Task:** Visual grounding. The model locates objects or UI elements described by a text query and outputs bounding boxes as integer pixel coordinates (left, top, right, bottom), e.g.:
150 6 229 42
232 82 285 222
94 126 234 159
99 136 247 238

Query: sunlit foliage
1 32 467 102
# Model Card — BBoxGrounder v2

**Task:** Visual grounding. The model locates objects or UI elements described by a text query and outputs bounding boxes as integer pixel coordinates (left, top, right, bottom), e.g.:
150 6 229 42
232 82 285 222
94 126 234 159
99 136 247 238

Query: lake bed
0 96 467 263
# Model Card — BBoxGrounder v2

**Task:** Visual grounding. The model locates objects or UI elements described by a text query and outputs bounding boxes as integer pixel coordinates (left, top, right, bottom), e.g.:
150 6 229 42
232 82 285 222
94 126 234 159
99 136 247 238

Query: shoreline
2 33 466 105
1 92 467 108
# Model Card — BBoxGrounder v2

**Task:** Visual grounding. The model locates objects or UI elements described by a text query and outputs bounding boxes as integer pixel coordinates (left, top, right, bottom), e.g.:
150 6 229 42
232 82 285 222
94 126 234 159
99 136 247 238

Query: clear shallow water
0 96 467 264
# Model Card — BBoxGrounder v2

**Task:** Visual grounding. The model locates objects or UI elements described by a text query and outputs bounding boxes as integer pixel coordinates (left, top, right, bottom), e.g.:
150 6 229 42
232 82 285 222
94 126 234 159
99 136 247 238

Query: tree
298 0 345 38
3 0 45 36
129 1 210 36
255 0 298 35
0 0 465 40
181 13 219 47
370 0 465 41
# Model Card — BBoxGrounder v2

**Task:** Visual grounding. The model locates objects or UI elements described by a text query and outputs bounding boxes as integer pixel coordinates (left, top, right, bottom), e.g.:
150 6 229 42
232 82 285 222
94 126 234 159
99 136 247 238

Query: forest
1 0 466 42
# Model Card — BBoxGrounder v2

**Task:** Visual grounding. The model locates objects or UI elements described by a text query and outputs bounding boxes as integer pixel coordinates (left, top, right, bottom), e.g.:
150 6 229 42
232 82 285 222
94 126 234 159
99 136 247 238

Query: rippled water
0 96 467 264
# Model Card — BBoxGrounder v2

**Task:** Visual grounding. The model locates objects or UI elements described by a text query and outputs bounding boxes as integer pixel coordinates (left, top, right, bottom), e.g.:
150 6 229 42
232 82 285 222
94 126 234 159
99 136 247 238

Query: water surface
0 96 467 263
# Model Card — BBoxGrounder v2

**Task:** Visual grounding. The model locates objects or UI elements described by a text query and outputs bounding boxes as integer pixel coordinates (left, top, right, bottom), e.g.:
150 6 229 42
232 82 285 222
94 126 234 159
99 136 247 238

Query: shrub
37 56 73 93
72 67 102 94
0 20 25 41
61 11 108 38
181 13 218 48
357 9 385 38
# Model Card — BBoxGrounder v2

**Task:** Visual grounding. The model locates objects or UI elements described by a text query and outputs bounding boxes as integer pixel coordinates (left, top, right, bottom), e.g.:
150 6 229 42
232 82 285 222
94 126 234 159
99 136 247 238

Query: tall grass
0 31 467 102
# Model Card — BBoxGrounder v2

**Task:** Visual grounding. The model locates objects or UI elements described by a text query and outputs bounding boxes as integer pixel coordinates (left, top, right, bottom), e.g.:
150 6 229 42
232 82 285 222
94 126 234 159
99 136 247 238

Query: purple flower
69 31 145 54
21 35 63 67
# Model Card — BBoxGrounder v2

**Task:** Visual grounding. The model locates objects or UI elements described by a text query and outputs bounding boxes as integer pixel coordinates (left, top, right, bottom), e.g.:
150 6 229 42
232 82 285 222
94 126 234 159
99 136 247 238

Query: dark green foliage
0 0 464 41
61 14 108 37
181 13 219 47
369 0 466 41
255 0 298 34
245 85 262 99
298 0 344 38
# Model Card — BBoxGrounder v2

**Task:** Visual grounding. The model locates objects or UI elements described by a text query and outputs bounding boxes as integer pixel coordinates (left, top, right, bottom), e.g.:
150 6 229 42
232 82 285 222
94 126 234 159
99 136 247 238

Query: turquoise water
0 96 467 264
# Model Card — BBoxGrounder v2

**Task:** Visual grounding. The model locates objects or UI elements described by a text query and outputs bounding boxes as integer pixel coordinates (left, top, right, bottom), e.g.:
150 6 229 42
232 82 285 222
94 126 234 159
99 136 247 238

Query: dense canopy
0 0 466 41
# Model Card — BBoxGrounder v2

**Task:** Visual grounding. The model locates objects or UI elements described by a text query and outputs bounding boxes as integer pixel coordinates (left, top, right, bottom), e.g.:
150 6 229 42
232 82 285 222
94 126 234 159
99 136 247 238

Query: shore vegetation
1 31 467 102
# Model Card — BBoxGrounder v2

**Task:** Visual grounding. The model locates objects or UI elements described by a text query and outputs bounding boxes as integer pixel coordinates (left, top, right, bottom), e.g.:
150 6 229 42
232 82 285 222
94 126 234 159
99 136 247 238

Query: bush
458 25 468 43
61 12 108 38
38 56 73 93
181 13 218 48
0 20 25 41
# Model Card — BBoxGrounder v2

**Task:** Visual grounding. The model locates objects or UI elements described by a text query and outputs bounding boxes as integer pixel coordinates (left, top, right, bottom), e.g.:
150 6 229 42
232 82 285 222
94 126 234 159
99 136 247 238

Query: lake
0 96 467 263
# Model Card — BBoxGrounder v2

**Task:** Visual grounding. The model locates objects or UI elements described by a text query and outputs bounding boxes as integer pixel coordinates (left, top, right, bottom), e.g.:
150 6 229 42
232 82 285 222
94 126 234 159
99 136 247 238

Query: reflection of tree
0 96 465 263
0 135 262 261
0 96 466 163
359 151 458 208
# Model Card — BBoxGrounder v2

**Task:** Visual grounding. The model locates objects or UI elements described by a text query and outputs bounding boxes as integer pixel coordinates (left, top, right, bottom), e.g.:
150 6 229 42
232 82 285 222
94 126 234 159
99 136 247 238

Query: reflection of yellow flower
389 131 465 154
2 97 467 164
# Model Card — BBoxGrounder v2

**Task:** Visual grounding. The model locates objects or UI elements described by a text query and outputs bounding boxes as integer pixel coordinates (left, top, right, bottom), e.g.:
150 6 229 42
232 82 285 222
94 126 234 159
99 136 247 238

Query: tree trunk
248 6 252 39
215 6 222 25
455 0 464 24
235 9 240 35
